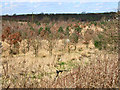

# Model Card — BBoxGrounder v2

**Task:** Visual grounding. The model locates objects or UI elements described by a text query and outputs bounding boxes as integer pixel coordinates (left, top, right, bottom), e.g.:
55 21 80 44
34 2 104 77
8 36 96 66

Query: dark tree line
1 12 117 22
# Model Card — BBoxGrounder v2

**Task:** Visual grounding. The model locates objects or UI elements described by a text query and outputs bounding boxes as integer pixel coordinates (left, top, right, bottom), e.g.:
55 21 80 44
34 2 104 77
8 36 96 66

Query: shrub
58 27 64 33
100 21 106 25
45 26 51 33
72 19 75 22
8 32 21 45
2 27 11 41
27 22 34 31
65 26 70 36
36 21 41 26
75 26 82 33
93 33 107 50
52 22 55 26
30 26 34 31
94 40 102 50
94 22 97 26
7 32 21 55
38 27 43 34
91 21 97 26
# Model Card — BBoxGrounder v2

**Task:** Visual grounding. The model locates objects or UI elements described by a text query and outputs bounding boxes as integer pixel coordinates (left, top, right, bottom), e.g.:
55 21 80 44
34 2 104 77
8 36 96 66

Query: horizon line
1 11 117 16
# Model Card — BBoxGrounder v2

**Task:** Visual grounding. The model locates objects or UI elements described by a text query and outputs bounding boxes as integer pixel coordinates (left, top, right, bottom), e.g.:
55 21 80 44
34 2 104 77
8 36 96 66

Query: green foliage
94 40 102 50
38 27 43 34
37 73 44 79
65 26 70 36
75 26 82 32
58 62 66 66
94 33 107 50
30 26 34 31
45 26 51 33
36 21 41 26
93 22 97 26
46 23 49 26
58 27 64 33
98 33 103 39
90 21 97 26
56 61 66 70
101 21 106 25
72 19 75 22
27 22 34 31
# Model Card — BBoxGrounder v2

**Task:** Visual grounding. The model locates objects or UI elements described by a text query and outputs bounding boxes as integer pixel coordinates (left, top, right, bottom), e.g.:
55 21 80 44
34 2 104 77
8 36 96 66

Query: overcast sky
0 0 119 15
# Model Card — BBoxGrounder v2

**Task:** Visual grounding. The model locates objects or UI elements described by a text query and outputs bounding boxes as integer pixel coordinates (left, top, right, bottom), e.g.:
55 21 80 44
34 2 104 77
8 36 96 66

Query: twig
5 83 11 90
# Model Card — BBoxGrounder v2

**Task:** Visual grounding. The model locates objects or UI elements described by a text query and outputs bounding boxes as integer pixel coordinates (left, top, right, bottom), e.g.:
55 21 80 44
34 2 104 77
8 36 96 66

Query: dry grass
52 52 118 88
1 17 119 88
1 48 119 88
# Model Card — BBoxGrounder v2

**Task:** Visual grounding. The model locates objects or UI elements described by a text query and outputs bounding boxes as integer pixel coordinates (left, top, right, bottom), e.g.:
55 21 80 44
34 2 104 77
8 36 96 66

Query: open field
0 13 119 88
